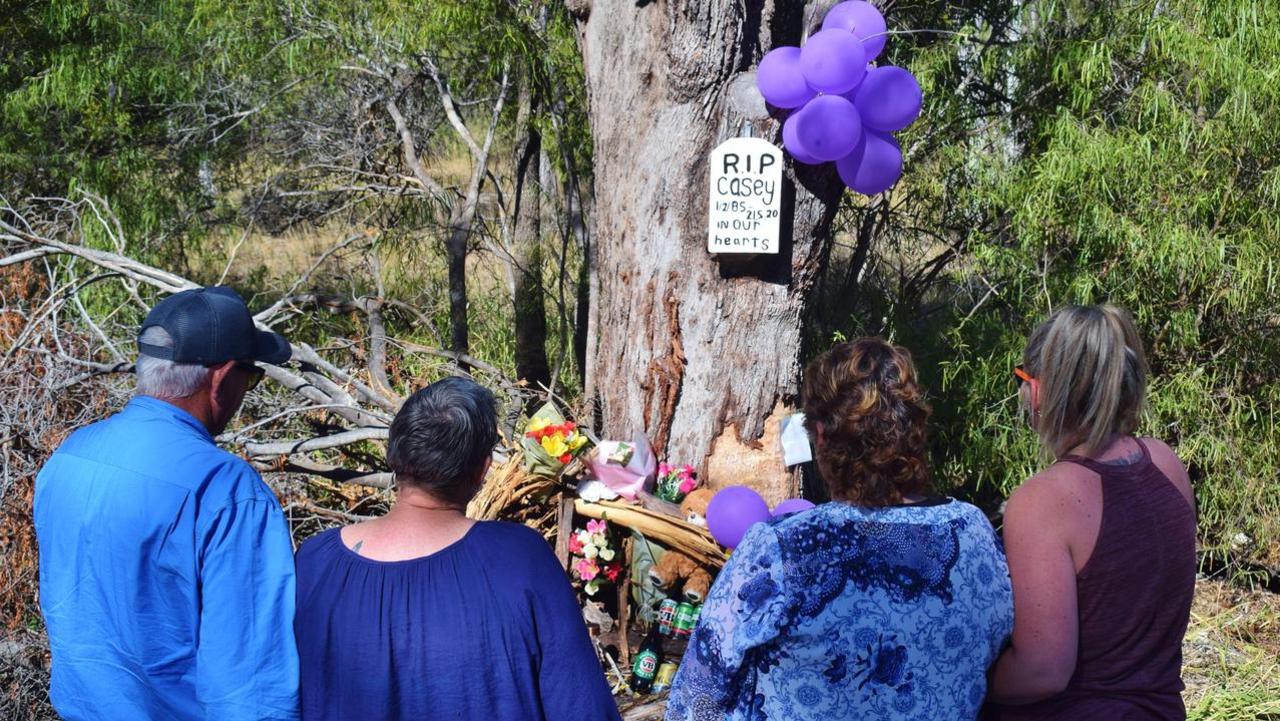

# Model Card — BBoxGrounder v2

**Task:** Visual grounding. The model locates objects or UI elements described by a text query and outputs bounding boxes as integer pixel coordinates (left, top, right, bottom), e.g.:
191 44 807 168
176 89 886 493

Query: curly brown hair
801 337 933 506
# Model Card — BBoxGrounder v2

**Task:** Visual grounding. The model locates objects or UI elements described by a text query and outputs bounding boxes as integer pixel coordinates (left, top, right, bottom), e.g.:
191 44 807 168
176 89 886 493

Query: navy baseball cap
138 286 291 365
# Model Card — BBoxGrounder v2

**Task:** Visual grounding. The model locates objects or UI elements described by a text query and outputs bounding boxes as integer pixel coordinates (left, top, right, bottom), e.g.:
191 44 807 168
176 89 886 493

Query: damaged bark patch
640 279 686 455
703 399 798 507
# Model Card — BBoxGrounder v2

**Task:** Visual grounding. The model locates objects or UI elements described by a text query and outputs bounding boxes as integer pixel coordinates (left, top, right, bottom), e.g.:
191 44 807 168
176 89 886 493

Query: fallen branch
242 427 389 458
574 499 726 571
618 694 668 721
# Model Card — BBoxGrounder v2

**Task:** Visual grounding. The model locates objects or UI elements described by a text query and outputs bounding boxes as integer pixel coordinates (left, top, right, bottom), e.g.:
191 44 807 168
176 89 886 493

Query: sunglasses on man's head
1013 365 1034 385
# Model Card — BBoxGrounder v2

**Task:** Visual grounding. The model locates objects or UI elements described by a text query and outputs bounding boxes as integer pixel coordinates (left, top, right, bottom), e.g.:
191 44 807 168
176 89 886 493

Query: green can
674 601 697 638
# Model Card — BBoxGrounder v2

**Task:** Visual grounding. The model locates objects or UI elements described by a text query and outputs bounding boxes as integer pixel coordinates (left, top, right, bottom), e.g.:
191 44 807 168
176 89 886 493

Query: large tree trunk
512 78 552 391
574 1 842 505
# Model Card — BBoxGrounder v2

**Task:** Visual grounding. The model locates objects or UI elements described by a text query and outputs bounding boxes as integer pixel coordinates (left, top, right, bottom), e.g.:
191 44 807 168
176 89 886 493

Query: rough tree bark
512 76 552 391
574 1 843 505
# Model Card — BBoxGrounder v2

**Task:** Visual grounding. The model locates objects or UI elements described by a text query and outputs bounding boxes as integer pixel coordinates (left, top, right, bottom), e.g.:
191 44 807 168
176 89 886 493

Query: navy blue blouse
295 521 621 721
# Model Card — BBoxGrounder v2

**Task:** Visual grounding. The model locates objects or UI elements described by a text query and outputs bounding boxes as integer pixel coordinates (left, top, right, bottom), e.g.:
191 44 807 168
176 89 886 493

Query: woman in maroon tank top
989 305 1197 720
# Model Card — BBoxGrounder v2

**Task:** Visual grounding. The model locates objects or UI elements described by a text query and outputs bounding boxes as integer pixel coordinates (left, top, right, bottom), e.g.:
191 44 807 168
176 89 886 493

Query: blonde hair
1023 304 1149 458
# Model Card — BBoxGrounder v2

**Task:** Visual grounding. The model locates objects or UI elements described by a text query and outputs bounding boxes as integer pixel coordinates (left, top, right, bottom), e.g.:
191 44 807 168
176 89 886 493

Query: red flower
567 534 584 554
604 562 622 582
559 453 572 464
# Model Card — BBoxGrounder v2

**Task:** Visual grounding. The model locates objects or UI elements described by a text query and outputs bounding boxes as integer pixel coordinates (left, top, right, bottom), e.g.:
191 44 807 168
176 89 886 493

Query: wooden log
618 693 667 721
574 499 726 570
616 535 633 666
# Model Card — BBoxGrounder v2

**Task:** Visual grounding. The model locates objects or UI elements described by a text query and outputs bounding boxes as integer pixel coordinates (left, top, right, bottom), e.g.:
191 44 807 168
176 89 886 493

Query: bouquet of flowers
569 519 623 596
521 402 590 477
655 462 698 503
584 434 657 501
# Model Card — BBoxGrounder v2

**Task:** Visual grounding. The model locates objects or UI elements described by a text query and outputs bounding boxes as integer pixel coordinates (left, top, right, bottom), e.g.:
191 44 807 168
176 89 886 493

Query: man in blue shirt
35 286 300 720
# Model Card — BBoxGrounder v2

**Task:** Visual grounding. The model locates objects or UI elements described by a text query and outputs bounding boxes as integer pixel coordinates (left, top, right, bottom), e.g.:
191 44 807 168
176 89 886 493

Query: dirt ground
1182 578 1280 720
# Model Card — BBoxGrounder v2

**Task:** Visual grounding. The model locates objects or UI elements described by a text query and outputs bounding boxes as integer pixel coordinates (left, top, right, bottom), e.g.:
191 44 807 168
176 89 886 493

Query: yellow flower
527 417 553 433
540 433 569 457
568 433 589 451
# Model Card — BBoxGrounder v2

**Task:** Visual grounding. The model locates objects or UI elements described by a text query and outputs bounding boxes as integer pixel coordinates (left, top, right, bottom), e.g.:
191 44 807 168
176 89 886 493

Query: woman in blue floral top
665 338 1013 721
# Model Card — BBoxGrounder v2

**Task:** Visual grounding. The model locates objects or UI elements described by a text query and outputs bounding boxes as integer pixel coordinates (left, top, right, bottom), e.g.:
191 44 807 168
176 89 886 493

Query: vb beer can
657 599 679 636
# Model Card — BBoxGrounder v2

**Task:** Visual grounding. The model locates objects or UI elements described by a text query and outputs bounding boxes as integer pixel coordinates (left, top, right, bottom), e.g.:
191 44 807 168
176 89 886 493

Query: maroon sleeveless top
997 438 1197 721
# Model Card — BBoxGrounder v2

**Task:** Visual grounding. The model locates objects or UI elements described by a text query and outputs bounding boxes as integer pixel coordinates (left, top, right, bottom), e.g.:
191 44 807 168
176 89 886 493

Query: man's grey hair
135 326 210 399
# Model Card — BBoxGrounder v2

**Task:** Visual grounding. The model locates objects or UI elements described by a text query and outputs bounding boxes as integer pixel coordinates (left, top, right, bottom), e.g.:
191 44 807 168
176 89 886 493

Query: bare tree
511 73 553 392
235 5 516 359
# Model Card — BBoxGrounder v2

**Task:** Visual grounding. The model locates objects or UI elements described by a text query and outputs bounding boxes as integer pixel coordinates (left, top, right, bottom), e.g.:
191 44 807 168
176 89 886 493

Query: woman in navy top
294 378 620 721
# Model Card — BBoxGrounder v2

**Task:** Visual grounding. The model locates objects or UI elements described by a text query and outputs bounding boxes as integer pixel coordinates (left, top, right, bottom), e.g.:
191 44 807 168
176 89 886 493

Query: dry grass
1183 579 1280 720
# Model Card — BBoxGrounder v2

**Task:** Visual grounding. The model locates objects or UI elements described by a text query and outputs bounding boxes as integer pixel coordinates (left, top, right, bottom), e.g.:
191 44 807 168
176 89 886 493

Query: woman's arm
525 533 623 721
989 477 1080 704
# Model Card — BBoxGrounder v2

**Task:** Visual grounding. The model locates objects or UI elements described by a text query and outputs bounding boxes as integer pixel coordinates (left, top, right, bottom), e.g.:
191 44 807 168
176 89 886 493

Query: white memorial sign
707 137 783 254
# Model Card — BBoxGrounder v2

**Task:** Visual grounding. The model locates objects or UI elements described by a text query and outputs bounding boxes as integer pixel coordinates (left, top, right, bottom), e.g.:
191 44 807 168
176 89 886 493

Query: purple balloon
756 46 816 109
792 94 864 162
853 65 923 132
836 131 902 195
839 65 872 101
799 29 867 94
782 108 823 165
823 1 889 61
706 486 771 549
772 498 816 517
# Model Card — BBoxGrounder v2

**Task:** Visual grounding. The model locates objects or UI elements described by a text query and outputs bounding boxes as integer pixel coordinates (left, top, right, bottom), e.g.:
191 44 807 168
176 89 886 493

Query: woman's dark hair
386 377 499 505
801 337 933 506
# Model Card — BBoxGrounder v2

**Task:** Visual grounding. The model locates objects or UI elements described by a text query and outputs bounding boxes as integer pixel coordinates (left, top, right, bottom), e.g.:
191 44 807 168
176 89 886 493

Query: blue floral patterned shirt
665 499 1013 721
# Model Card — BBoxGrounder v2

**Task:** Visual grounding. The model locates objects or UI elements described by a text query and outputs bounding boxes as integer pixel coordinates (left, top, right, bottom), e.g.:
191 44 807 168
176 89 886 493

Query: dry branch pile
0 196 720 718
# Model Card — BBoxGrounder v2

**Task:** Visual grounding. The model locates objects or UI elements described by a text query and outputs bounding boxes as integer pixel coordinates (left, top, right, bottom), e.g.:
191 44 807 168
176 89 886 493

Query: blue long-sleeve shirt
34 395 300 720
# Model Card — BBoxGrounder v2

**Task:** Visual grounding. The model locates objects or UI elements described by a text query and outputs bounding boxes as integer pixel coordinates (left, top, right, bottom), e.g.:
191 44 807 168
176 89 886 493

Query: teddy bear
648 488 716 603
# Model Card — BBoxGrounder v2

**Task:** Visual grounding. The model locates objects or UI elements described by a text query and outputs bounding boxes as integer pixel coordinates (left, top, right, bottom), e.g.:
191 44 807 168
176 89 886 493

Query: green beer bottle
629 626 665 694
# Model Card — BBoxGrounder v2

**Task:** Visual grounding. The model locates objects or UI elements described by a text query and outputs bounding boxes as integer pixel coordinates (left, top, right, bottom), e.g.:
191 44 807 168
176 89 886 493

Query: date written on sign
707 137 783 254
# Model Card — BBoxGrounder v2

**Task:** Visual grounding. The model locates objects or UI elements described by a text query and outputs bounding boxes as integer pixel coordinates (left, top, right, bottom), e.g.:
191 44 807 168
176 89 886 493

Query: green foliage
818 0 1280 577
0 0 292 258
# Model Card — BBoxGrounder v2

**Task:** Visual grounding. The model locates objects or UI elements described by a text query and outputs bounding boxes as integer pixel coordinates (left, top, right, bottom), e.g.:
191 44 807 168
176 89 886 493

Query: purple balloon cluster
756 1 923 195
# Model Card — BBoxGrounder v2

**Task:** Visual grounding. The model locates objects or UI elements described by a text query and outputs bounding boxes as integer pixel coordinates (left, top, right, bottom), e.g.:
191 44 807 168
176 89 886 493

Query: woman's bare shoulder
1015 462 1090 500
336 519 380 552
1004 462 1098 532
1139 437 1195 505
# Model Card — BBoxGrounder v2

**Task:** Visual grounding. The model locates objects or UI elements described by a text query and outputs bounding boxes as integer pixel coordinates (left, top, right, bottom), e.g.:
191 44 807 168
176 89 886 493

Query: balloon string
865 28 974 39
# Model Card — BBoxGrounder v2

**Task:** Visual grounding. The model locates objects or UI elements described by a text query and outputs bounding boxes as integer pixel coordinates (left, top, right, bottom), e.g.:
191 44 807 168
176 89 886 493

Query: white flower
598 547 616 561
592 533 607 547
576 530 592 545
584 580 600 596
583 544 599 559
